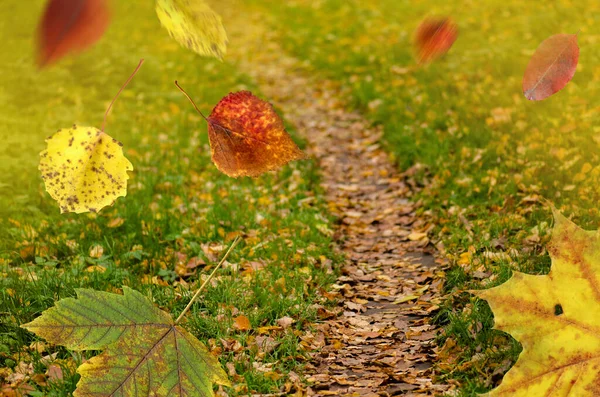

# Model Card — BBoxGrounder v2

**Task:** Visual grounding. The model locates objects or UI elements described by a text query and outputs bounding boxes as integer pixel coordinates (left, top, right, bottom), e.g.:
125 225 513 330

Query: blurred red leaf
414 18 458 64
522 34 579 101
37 0 110 67
176 83 307 178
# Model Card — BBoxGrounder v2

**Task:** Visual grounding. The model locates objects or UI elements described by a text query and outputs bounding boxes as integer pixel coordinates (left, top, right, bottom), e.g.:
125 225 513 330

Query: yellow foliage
155 0 227 59
475 208 600 396
39 125 133 214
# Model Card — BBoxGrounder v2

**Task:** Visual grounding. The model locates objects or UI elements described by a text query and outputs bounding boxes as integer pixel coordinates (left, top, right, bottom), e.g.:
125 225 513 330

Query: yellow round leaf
155 0 228 59
39 125 133 214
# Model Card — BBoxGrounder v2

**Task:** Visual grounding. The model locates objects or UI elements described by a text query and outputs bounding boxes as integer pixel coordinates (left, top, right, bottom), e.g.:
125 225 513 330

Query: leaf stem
174 81 209 122
102 59 145 132
175 236 241 324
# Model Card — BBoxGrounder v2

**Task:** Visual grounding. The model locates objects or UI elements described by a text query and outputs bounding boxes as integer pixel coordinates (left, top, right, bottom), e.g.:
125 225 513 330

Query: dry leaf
176 85 307 177
474 208 600 395
23 287 229 396
37 0 110 67
39 126 133 213
39 61 142 213
233 315 252 331
523 34 579 101
414 17 458 64
276 316 295 329
155 0 227 59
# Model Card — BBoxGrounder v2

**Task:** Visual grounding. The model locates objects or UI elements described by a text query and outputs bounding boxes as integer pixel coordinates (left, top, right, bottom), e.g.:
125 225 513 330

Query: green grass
0 1 340 395
248 0 600 394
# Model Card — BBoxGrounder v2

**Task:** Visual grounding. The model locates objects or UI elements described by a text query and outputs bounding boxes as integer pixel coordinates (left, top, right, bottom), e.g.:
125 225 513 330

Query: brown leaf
276 316 295 329
37 0 110 67
46 364 63 382
414 18 458 64
233 315 252 331
523 34 579 101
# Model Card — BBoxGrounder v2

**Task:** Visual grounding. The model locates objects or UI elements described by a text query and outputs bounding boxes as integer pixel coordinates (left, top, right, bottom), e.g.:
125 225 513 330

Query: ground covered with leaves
246 0 600 394
4 0 600 396
0 2 340 396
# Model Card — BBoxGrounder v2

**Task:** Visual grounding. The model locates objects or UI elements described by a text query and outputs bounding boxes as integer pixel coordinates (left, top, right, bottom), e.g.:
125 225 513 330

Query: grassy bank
0 2 339 395
249 0 600 394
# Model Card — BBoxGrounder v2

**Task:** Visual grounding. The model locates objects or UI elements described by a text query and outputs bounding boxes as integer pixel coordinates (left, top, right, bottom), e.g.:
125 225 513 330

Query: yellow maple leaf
474 208 600 396
39 125 133 214
155 0 228 59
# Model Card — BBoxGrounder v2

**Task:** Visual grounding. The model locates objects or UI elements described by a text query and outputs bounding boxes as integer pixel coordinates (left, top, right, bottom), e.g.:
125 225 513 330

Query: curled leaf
37 0 110 67
473 208 600 396
23 287 230 396
523 34 579 101
39 125 133 214
156 0 228 59
414 17 458 64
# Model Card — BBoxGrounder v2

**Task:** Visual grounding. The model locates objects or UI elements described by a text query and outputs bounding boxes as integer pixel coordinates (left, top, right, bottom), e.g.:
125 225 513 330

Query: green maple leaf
23 287 229 396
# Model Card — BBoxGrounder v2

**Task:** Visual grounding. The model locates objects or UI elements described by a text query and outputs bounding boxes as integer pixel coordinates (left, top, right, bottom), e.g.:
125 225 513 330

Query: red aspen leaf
37 0 110 67
176 83 307 178
522 34 579 101
414 18 458 64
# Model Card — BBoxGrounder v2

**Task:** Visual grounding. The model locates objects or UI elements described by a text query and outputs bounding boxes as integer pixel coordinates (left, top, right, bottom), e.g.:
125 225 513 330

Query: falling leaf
155 0 228 59
233 315 252 331
474 208 600 396
176 84 307 178
522 34 579 101
22 287 230 396
414 17 458 64
39 126 133 214
39 60 143 214
37 0 110 67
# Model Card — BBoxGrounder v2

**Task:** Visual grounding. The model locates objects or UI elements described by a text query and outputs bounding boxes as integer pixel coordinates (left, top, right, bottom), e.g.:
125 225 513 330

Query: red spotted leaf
414 17 458 64
37 0 110 67
523 34 579 101
176 83 307 178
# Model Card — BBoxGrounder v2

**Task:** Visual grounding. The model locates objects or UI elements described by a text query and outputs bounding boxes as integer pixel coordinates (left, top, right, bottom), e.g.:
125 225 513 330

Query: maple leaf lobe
475 208 600 396
23 287 229 396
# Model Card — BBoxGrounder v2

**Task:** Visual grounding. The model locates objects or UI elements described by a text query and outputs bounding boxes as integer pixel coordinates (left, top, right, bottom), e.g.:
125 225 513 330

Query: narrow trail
225 6 449 396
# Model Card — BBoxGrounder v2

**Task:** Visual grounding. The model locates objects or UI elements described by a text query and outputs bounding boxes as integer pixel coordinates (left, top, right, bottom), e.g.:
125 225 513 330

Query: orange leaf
175 83 307 178
523 34 579 101
414 18 458 64
233 315 252 331
208 91 306 177
37 0 110 67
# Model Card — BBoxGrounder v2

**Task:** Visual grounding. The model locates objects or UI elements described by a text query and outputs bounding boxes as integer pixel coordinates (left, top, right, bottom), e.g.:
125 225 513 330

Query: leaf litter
224 5 450 395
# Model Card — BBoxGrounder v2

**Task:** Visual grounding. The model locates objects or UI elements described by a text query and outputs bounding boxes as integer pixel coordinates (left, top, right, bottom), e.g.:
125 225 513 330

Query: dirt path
225 6 449 396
